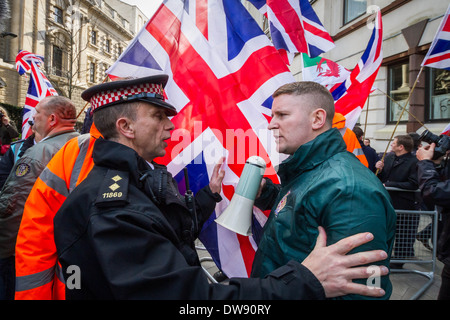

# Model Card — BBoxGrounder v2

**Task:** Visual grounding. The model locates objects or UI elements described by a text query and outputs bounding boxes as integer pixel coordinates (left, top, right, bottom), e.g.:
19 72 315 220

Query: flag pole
363 94 370 141
375 66 424 176
76 75 109 119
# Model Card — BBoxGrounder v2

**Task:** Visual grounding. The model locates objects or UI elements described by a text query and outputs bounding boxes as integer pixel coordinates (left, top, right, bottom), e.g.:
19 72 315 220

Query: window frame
386 59 410 125
54 6 64 25
52 45 64 77
89 62 96 83
91 30 97 46
343 0 367 25
425 68 450 123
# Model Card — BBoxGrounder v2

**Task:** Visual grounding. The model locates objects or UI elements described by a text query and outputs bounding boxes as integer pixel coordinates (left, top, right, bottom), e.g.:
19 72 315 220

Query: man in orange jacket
14 125 100 300
332 113 368 168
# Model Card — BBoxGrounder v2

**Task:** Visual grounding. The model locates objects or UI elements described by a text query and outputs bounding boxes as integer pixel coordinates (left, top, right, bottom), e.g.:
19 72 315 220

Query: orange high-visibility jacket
332 113 369 168
14 125 100 300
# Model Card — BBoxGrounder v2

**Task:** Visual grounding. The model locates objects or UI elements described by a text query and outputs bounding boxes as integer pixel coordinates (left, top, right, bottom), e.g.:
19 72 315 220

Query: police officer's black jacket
417 158 450 266
54 138 325 300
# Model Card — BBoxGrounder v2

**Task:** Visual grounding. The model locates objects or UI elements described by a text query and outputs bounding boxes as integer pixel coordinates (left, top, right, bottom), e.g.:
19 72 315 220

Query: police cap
81 75 177 116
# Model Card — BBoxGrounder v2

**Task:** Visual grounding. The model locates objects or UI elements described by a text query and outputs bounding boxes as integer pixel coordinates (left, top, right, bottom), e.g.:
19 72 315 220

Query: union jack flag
421 4 450 71
15 50 58 138
107 0 293 278
330 8 383 129
441 122 450 136
247 0 335 64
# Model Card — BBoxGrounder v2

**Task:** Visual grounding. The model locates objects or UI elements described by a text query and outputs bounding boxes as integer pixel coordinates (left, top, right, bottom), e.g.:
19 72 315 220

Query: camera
419 130 450 160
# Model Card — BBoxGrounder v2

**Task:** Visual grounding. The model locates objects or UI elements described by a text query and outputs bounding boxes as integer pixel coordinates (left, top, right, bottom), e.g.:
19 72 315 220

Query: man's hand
209 157 225 194
301 227 389 298
375 160 384 171
256 177 267 198
416 143 435 161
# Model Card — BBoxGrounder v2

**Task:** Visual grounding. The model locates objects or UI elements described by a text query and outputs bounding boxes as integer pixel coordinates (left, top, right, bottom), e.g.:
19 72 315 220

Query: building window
105 39 111 53
53 46 63 77
387 61 410 123
54 7 64 24
428 68 450 121
89 62 96 82
91 31 97 45
343 0 367 24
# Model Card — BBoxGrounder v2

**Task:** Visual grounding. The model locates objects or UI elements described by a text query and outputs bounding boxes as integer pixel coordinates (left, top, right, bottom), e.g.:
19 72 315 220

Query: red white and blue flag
421 4 450 71
328 8 383 129
15 50 58 138
107 0 293 278
247 0 335 64
301 53 351 93
441 122 450 136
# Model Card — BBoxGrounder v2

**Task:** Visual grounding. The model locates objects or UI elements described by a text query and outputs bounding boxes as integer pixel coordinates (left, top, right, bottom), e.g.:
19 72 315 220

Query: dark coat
54 138 325 300
0 134 35 189
251 128 395 300
362 144 379 173
377 152 419 210
417 158 450 266
0 122 19 146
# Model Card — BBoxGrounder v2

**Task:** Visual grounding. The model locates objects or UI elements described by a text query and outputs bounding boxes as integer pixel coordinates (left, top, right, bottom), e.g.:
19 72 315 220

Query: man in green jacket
251 81 396 300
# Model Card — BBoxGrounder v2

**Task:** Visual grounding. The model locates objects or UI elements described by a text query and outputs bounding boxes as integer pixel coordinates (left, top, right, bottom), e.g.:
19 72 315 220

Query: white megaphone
215 156 266 236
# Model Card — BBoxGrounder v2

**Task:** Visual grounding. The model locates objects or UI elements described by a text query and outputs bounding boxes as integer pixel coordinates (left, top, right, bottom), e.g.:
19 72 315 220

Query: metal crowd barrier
386 187 439 300
195 242 219 284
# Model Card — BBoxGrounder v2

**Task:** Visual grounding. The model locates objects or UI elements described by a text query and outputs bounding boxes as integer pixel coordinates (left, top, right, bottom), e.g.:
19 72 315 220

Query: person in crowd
408 132 421 156
251 81 395 300
0 121 42 189
0 106 19 155
407 132 431 250
353 126 379 173
53 76 388 300
332 113 368 167
375 135 419 268
15 123 100 300
416 142 450 300
0 96 78 300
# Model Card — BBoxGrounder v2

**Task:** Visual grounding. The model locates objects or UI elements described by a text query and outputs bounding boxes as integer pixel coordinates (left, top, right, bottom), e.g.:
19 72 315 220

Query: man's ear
311 108 327 130
116 117 134 139
49 113 57 127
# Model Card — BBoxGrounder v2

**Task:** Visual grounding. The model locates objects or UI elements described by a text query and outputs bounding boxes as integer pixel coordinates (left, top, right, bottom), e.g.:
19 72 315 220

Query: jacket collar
40 129 77 142
278 128 347 184
392 151 413 166
93 138 152 186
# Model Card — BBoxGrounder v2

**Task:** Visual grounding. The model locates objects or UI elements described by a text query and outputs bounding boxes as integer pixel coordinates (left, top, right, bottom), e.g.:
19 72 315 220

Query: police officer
54 75 389 300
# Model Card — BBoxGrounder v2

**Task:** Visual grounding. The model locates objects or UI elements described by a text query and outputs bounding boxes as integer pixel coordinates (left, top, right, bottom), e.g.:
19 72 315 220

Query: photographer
416 140 450 300
0 107 19 155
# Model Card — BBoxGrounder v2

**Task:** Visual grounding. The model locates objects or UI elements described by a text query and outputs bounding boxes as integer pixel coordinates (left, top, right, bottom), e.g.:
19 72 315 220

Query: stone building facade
0 0 147 123
245 0 450 152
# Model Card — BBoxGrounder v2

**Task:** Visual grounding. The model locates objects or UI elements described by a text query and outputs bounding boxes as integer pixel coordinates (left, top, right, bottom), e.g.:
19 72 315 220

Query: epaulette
95 169 129 208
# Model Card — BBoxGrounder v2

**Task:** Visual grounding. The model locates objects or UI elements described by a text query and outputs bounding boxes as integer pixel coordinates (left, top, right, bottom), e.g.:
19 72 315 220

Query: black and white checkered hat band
90 83 164 111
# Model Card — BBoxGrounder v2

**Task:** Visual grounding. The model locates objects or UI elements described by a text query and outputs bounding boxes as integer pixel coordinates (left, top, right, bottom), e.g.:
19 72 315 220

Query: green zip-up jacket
251 128 396 300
